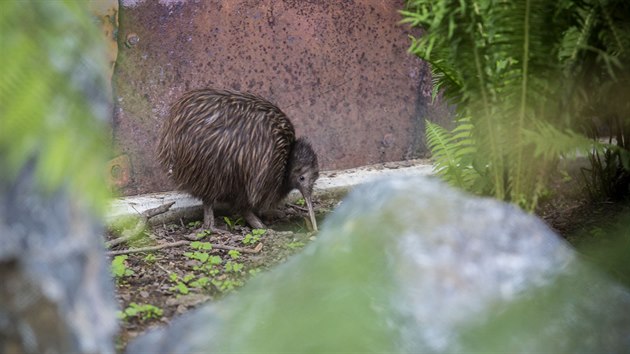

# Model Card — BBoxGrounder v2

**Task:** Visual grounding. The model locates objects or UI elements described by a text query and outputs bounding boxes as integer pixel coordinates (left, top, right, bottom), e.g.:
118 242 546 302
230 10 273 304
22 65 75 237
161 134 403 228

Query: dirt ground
107 198 339 352
107 171 629 352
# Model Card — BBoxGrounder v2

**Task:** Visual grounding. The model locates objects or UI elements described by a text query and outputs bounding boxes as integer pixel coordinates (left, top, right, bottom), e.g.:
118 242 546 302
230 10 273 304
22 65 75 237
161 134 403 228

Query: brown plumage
157 88 319 231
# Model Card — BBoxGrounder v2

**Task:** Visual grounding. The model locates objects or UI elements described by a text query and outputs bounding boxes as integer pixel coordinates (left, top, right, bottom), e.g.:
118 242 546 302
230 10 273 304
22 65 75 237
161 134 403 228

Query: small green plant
295 198 306 206
286 241 305 249
168 273 192 294
190 276 210 288
195 229 212 239
224 260 244 273
184 251 210 263
192 254 222 268
185 246 223 278
243 228 266 245
208 255 222 265
195 263 221 276
211 277 244 292
187 220 202 228
248 268 261 277
227 250 241 259
118 303 163 321
143 253 157 263
185 242 214 263
190 241 213 250
172 282 189 294
223 216 243 231
111 255 134 279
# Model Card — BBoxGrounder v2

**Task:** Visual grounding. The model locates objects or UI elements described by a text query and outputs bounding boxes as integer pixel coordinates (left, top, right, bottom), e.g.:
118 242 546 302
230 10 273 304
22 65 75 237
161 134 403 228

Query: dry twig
107 239 263 256
108 240 189 256
287 203 309 212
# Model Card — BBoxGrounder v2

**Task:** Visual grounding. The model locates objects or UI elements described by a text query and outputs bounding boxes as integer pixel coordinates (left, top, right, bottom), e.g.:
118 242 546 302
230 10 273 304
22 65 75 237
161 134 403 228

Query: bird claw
243 210 266 230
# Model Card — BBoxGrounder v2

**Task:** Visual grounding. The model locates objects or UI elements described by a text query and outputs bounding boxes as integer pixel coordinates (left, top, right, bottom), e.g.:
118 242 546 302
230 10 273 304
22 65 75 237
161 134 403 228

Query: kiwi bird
157 88 319 231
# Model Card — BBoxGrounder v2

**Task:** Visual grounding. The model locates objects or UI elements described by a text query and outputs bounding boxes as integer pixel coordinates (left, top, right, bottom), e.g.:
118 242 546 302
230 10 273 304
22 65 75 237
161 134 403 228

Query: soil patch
107 198 338 352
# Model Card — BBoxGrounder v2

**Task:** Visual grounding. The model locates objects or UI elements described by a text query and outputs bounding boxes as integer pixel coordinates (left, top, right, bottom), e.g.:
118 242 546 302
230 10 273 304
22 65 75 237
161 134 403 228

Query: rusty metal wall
112 0 447 195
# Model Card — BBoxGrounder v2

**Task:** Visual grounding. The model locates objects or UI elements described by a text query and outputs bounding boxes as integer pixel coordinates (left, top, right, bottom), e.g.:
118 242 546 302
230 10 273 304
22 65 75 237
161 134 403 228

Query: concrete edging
106 159 433 224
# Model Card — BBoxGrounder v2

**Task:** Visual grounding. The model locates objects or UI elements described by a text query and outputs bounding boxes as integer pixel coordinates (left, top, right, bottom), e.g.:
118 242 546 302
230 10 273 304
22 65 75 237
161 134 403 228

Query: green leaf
228 250 241 259
175 282 189 294
209 255 223 265
190 241 213 250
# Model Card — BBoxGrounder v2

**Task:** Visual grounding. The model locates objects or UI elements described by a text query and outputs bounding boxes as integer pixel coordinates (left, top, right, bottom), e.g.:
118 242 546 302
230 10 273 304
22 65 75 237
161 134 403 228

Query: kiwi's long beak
304 194 318 232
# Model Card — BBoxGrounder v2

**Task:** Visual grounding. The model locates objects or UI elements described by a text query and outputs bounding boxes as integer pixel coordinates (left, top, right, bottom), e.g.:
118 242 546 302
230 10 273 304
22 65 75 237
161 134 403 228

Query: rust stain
106 154 132 189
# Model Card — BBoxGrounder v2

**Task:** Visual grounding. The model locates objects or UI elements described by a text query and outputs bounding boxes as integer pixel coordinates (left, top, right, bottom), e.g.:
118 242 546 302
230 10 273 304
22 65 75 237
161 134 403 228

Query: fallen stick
108 240 189 256
212 242 264 254
286 203 309 212
143 201 177 218
107 240 263 256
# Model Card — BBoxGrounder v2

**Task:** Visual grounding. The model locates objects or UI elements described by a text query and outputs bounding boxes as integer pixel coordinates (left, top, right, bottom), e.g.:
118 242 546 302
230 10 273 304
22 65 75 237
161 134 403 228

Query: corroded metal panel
113 0 445 195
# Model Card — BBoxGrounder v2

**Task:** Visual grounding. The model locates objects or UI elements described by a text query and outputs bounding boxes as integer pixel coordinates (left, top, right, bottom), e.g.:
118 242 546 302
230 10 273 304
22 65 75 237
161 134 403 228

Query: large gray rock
127 176 630 353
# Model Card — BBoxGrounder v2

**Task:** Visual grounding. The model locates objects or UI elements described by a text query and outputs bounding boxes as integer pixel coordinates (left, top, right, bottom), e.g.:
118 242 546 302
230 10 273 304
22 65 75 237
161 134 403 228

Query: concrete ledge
106 159 433 224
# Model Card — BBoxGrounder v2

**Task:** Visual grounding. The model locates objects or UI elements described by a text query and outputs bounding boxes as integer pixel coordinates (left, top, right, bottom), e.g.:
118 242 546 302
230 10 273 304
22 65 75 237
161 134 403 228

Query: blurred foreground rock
0 165 117 354
127 176 630 353
0 1 117 353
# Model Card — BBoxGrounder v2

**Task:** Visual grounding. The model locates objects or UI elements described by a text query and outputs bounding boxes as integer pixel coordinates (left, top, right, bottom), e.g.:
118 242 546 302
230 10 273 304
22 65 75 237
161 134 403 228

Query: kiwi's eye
299 176 305 181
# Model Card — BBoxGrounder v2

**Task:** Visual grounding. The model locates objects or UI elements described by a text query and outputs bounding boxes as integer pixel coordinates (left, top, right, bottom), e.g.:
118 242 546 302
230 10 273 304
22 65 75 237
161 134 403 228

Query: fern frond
425 121 456 166
523 121 602 160
403 0 630 206
426 119 480 190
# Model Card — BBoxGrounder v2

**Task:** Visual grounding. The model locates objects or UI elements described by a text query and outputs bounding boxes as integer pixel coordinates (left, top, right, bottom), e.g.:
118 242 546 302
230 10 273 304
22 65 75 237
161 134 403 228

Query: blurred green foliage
568 203 630 287
0 0 111 212
402 0 630 208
